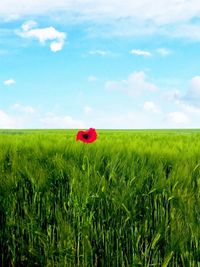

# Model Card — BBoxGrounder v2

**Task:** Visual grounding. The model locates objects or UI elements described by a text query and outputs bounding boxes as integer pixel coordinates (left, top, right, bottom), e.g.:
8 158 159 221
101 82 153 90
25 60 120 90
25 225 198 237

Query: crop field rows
0 129 200 266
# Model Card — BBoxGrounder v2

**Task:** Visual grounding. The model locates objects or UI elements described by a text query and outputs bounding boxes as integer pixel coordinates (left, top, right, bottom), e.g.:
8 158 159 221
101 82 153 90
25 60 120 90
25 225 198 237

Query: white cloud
0 109 23 128
1 105 88 129
164 90 181 101
130 49 152 57
181 76 200 107
143 101 161 113
11 103 36 114
3 78 16 86
0 110 15 128
105 71 158 96
188 76 200 98
167 111 189 124
88 75 98 82
176 101 200 115
0 0 200 26
84 106 92 115
105 81 119 91
1 103 198 129
50 40 64 52
99 112 136 129
0 1 200 40
174 101 200 127
171 24 200 41
164 76 200 114
21 20 37 31
40 113 85 128
16 21 66 52
86 20 158 38
156 48 171 56
94 110 166 129
3 14 20 22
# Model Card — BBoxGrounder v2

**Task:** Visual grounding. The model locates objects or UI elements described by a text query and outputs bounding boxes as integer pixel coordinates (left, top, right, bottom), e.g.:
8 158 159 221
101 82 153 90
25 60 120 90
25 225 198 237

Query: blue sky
1 0 200 129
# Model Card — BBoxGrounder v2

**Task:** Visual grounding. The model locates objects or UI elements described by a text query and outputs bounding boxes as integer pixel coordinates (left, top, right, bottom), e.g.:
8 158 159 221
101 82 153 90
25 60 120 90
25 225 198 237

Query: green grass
0 129 200 266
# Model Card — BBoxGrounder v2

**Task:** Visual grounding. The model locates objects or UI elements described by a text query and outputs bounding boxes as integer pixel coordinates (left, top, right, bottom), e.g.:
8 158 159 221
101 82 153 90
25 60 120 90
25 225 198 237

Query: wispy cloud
105 71 158 96
171 24 200 41
130 49 152 57
0 109 24 128
176 100 200 115
130 48 171 57
166 111 189 125
156 48 171 56
16 21 66 52
188 76 200 99
0 1 200 40
11 103 36 114
21 20 37 31
3 78 16 86
164 76 200 115
88 75 98 82
84 106 93 115
89 50 110 56
181 76 200 106
1 0 200 26
143 101 161 113
1 106 86 129
163 89 181 101
40 113 85 128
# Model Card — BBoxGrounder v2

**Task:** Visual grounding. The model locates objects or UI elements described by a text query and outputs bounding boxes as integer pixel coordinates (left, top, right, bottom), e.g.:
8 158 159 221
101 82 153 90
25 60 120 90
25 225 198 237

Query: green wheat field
0 129 200 267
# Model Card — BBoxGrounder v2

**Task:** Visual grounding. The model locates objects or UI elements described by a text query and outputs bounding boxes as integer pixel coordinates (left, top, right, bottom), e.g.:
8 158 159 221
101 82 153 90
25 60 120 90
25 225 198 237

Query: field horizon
0 129 200 266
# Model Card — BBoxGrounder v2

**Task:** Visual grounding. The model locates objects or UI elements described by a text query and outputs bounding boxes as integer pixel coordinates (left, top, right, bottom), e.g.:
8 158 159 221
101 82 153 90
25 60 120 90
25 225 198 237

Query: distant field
0 129 200 266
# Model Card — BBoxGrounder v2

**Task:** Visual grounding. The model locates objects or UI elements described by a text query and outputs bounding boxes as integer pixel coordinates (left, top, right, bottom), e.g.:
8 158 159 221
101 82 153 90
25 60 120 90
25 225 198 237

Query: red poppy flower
76 128 97 143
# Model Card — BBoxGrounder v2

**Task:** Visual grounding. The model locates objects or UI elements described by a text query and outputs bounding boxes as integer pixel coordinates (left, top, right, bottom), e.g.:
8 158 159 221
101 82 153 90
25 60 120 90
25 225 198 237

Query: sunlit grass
0 129 200 266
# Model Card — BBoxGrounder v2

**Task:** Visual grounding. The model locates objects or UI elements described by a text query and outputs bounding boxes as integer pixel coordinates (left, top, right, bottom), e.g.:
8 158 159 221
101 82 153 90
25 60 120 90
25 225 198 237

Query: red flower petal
76 128 97 143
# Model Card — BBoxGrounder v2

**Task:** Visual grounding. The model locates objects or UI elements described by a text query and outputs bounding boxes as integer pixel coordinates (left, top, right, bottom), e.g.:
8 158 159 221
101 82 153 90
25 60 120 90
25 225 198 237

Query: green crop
0 129 199 266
